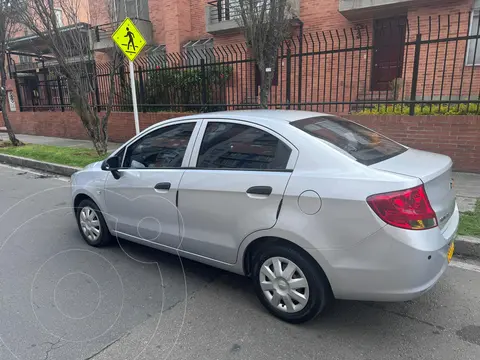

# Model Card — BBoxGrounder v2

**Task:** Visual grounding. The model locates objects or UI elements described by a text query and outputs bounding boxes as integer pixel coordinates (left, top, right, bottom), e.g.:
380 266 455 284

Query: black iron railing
14 12 480 115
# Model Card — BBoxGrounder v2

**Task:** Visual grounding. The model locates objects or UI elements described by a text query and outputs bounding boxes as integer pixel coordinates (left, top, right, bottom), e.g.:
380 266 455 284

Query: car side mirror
101 157 119 171
101 157 122 179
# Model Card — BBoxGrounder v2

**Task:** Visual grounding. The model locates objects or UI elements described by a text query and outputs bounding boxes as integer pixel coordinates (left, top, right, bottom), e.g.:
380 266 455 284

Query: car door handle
246 186 272 196
154 182 171 191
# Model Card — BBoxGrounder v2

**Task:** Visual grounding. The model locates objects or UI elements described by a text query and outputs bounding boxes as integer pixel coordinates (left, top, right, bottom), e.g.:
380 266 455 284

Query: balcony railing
208 0 242 22
206 0 242 34
15 61 41 72
13 55 93 74
90 18 153 52
206 0 300 34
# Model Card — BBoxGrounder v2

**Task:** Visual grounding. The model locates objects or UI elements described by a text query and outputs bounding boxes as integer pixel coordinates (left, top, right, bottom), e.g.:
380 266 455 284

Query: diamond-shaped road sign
112 17 146 62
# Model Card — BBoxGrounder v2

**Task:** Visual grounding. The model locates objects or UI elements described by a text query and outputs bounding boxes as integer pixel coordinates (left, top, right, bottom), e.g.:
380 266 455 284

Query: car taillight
367 185 437 230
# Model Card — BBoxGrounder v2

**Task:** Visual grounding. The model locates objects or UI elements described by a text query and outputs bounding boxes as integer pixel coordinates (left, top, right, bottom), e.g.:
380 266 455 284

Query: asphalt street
0 164 479 360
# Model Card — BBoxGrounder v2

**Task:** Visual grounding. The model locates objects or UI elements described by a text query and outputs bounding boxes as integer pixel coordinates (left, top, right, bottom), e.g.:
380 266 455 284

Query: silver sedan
71 110 458 323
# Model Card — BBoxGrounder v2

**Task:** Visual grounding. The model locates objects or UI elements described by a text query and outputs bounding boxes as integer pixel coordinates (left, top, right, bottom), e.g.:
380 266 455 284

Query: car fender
71 170 112 230
236 227 335 280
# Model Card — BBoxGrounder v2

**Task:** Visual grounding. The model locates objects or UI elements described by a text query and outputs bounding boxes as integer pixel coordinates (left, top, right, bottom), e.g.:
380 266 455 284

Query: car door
104 120 199 248
177 120 298 264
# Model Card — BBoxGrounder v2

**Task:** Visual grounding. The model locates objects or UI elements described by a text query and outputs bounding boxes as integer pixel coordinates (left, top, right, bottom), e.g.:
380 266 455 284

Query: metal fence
15 12 480 115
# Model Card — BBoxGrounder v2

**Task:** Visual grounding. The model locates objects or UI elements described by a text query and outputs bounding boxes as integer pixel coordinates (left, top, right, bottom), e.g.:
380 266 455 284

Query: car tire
75 199 112 247
252 244 333 324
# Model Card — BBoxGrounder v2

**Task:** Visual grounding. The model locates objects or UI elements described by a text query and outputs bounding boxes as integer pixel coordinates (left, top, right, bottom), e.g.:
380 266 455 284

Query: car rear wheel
76 199 111 247
252 244 333 323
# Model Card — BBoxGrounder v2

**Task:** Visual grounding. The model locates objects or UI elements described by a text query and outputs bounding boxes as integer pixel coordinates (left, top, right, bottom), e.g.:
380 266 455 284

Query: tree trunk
1 101 22 146
259 86 269 109
81 112 108 156
94 114 108 156
258 62 275 109
92 135 108 156
0 65 22 146
70 85 108 157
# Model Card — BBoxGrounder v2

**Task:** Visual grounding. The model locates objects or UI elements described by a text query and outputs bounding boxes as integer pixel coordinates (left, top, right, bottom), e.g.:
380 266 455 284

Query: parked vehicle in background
71 110 458 323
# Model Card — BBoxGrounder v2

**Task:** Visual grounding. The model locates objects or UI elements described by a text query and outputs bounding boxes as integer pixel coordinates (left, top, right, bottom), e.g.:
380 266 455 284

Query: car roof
177 110 333 125
120 110 334 154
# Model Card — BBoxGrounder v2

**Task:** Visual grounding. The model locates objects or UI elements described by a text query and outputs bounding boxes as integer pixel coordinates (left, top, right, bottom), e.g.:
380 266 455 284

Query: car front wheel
252 244 333 323
76 199 111 247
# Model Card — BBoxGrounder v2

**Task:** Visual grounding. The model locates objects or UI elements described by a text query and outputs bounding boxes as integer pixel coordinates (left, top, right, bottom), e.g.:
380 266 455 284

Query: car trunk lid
370 148 456 231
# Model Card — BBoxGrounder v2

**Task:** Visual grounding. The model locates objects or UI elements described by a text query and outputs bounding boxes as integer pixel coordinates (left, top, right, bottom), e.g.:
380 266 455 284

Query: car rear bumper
313 203 459 302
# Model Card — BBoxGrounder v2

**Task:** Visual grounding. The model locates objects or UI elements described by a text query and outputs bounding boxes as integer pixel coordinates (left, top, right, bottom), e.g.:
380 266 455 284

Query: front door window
123 122 196 169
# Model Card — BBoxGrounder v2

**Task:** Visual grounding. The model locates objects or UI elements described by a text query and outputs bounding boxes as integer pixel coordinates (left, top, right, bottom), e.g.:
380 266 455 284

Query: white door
104 121 199 248
178 120 297 264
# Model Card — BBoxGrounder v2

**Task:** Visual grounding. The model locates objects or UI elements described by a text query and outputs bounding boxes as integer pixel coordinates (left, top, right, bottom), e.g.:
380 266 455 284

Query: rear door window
196 122 292 170
292 116 406 165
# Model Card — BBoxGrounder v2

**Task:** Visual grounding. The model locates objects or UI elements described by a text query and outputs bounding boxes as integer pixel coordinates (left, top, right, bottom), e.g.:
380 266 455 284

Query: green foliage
0 143 106 167
140 64 234 112
459 201 480 237
356 103 480 116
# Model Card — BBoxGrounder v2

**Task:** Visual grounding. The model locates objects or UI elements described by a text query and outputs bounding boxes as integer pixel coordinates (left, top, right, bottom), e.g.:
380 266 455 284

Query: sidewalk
0 133 121 152
1 133 479 206
454 172 480 212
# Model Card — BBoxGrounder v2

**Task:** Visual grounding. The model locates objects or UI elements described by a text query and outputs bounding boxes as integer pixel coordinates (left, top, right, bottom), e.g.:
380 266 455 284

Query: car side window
196 122 292 170
124 122 195 169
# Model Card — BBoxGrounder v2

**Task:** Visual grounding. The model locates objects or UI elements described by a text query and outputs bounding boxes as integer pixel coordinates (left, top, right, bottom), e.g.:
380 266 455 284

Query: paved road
0 164 479 360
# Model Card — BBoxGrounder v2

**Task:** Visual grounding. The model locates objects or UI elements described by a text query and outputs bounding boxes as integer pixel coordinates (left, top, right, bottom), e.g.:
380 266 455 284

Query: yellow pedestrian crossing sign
112 17 146 62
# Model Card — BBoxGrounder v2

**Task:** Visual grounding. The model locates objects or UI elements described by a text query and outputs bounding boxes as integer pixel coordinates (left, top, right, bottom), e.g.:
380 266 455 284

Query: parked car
71 110 458 323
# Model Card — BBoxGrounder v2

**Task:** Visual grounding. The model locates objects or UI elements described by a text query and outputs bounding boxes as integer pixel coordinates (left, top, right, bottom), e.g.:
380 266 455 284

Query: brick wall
4 111 189 143
2 110 479 173
87 0 479 50
348 115 480 173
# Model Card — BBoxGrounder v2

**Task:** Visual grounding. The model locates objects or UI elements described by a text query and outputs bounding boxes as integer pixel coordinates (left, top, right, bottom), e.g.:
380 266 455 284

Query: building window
55 9 64 27
216 0 240 22
19 55 33 64
125 0 138 18
183 38 214 66
467 2 480 65
115 0 149 20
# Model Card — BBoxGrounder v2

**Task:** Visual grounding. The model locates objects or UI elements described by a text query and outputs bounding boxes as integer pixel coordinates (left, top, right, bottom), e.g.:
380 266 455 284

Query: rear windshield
292 116 406 165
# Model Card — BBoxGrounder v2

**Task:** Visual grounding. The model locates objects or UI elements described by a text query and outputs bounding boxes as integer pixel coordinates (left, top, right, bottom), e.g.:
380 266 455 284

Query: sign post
112 18 147 135
128 61 140 134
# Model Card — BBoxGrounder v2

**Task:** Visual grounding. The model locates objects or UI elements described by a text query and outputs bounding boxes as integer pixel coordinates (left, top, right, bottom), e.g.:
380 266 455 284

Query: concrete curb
455 235 480 259
0 153 81 177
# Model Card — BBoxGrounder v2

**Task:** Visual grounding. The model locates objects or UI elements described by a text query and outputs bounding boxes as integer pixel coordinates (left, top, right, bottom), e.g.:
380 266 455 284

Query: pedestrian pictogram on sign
112 17 146 62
